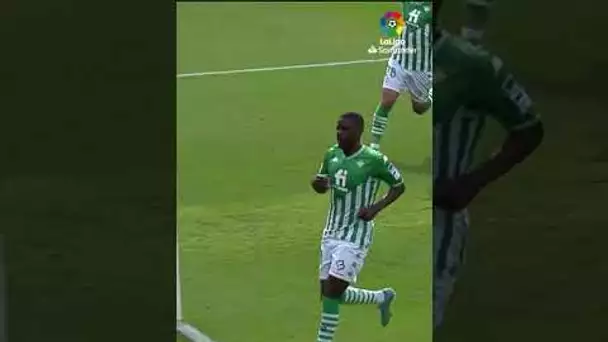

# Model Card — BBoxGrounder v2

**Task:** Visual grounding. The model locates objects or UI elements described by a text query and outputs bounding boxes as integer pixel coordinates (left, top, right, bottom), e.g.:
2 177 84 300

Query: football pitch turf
177 2 432 342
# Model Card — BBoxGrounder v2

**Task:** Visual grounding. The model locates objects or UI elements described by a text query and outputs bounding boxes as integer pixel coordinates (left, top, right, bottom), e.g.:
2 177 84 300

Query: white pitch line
178 321 215 342
177 58 389 78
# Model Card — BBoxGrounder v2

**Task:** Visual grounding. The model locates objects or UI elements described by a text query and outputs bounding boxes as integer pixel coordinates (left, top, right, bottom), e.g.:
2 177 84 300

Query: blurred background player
432 0 544 330
311 112 405 341
369 0 494 150
370 1 433 150
461 0 495 45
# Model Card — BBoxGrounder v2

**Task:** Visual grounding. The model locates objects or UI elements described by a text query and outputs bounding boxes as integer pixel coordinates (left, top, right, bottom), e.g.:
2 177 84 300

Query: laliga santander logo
369 10 411 55
380 11 405 38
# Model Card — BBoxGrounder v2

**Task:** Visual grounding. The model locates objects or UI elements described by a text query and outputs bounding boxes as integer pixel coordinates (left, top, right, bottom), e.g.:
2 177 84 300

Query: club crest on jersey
333 168 349 193
333 185 349 193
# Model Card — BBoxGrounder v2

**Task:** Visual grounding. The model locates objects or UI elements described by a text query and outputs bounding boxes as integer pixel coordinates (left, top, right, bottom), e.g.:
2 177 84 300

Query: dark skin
412 99 432 115
375 79 430 122
380 89 429 116
435 121 544 211
312 115 406 298
433 11 544 210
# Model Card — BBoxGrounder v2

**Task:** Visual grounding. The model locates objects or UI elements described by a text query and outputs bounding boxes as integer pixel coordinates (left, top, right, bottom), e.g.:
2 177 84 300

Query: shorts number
335 260 345 271
387 162 402 180
386 66 396 78
501 74 532 113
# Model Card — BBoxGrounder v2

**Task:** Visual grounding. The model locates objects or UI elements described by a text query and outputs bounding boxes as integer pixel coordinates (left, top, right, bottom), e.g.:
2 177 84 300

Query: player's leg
370 58 407 150
319 239 333 299
316 240 345 342
316 275 348 342
461 0 495 45
433 209 469 330
330 243 396 326
404 70 433 115
315 240 397 341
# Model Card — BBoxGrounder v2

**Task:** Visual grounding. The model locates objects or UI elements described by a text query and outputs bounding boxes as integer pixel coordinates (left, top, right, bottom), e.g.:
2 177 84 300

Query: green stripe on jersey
433 31 540 184
395 1 432 72
434 109 486 181
399 24 432 72
319 145 403 249
330 179 377 249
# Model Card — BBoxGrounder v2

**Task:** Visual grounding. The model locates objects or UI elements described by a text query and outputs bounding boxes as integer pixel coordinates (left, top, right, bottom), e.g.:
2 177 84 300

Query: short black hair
433 0 442 37
434 0 442 16
340 112 364 131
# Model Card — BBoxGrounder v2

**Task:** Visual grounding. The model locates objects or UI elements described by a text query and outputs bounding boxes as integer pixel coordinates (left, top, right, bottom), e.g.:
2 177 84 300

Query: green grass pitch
177 3 432 341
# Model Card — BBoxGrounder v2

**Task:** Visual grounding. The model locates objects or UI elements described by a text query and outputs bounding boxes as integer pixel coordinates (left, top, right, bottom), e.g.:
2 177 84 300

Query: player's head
434 0 442 32
434 0 443 13
336 112 364 150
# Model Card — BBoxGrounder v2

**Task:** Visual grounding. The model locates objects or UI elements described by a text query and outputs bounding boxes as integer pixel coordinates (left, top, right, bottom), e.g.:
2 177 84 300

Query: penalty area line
177 58 389 78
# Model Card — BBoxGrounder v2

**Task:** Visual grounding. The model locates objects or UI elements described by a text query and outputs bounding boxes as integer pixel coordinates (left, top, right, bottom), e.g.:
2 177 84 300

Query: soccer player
370 1 433 150
461 0 495 45
432 0 544 329
311 112 405 341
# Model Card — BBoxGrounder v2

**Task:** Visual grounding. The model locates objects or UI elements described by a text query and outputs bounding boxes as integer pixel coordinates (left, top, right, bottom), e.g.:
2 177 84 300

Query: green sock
371 104 391 146
341 287 386 305
316 297 340 342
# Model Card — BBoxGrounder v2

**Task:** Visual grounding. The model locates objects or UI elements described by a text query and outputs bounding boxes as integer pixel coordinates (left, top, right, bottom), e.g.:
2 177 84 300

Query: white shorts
382 57 432 103
433 208 470 329
319 239 368 284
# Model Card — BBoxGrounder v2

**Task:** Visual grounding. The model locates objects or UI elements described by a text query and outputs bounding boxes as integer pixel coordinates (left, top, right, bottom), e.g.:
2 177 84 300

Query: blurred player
311 112 405 341
462 0 495 45
432 0 544 329
370 1 433 150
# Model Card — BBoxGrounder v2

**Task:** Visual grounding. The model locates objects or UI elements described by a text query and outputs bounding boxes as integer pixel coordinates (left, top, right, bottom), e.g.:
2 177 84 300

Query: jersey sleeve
373 154 404 187
316 150 330 178
475 54 540 131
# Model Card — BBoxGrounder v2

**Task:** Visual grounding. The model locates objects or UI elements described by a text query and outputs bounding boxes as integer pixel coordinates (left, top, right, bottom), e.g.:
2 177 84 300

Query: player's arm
410 73 433 115
468 55 544 189
359 155 405 220
411 92 432 114
370 180 405 213
311 151 331 194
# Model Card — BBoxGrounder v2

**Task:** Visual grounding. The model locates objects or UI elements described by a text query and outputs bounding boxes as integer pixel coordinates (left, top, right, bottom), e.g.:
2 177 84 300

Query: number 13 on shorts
319 239 367 284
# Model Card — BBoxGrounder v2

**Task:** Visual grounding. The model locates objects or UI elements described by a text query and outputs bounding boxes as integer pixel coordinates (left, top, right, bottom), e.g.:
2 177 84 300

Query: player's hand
311 176 331 194
434 174 483 211
357 207 379 221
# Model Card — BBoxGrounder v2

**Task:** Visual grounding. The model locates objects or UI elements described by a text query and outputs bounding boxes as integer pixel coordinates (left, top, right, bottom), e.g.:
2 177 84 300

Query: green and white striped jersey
316 145 404 249
393 1 432 72
433 31 540 182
